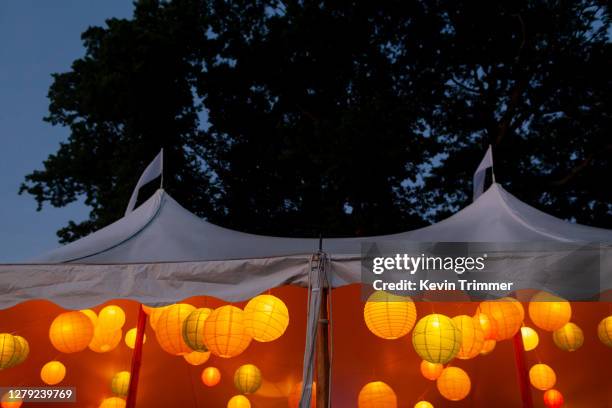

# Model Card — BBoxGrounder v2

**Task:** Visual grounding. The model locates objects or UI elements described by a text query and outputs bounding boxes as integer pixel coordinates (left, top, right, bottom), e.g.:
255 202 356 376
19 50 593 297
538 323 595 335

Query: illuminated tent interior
0 183 611 408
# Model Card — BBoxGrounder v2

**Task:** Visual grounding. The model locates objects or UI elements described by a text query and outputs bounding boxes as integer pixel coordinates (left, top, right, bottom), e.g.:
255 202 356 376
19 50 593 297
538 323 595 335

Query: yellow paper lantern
243 295 290 342
155 303 196 355
183 351 211 366
49 311 94 353
234 364 262 394
89 327 123 353
521 327 539 351
529 363 556 391
124 328 147 349
10 336 29 367
553 322 583 351
182 308 213 351
436 367 471 401
358 381 397 408
227 395 251 408
288 381 316 408
1 393 22 408
452 315 484 359
99 397 126 408
412 314 461 364
363 291 417 340
414 402 433 408
201 367 221 387
80 309 98 326
40 361 66 385
111 371 131 397
420 360 443 381
0 334 20 369
476 300 523 341
98 306 126 331
149 306 170 331
597 316 612 347
203 305 252 358
528 292 571 332
480 339 496 355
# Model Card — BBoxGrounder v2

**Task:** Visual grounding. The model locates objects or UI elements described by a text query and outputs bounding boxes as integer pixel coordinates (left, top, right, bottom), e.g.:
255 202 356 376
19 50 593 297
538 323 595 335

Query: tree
21 0 612 243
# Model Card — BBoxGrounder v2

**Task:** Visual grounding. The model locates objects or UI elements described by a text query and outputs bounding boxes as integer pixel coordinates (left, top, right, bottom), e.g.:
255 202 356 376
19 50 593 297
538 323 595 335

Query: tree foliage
21 0 612 242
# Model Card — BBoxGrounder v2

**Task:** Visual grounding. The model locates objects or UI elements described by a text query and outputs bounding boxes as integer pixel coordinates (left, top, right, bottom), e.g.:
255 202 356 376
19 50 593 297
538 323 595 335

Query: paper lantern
452 315 484 359
436 367 471 401
0 334 20 369
124 328 147 349
480 339 496 355
1 393 22 408
475 313 496 340
203 305 252 358
227 395 251 408
40 361 66 385
288 381 316 408
111 371 131 397
358 381 397 408
99 397 126 408
529 363 556 391
363 291 417 340
98 306 126 331
521 327 539 351
234 364 262 394
503 297 525 321
528 292 571 332
80 309 98 326
201 367 221 387
10 336 29 367
183 351 211 366
155 303 196 355
553 322 583 351
49 312 94 353
412 314 461 364
182 308 213 351
420 360 443 381
414 402 433 408
543 389 564 408
476 300 522 340
597 316 612 347
243 295 290 342
89 327 123 353
149 306 170 331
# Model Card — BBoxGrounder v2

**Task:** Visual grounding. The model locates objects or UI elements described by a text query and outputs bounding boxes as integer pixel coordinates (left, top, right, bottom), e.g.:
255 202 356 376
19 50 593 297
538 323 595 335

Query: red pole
126 305 147 408
512 330 534 408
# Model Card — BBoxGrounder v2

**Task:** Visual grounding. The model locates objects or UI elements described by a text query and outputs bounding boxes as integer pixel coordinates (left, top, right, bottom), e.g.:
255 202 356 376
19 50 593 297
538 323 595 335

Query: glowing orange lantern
363 291 416 340
1 392 22 408
288 381 316 408
412 314 461 364
436 367 471 401
227 395 251 408
414 402 433 408
111 371 130 397
521 327 539 351
529 363 556 391
49 312 94 353
475 313 496 340
89 327 122 353
203 305 252 358
201 367 221 387
452 315 484 359
553 322 583 351
40 361 66 385
244 295 290 342
598 316 612 347
480 339 496 355
183 351 211 366
182 308 213 351
99 397 126 408
528 292 571 332
80 309 98 326
358 381 397 408
476 300 523 340
124 328 146 349
234 364 262 394
420 360 443 381
149 306 170 331
98 305 126 331
543 389 564 408
155 303 196 355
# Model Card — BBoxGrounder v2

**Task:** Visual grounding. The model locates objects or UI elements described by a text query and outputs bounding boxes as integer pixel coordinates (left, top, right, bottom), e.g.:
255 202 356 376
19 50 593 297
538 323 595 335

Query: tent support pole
316 285 330 408
126 304 147 408
512 330 533 408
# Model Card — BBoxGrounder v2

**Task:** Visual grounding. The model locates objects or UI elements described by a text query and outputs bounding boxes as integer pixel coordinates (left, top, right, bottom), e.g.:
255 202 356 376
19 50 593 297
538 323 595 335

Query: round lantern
0 334 20 369
183 351 211 366
99 397 126 408
475 313 496 340
553 322 583 351
149 306 170 331
155 303 196 355
49 311 94 353
528 292 571 332
414 402 433 408
182 308 213 351
452 315 484 359
201 367 221 387
502 297 525 321
98 306 126 331
436 367 471 401
543 389 564 408
476 300 523 340
40 361 66 385
124 328 146 349
412 314 461 364
243 295 290 342
597 316 612 347
288 381 316 408
234 364 262 394
111 371 130 397
89 327 122 353
521 327 539 351
420 360 443 381
80 309 98 326
203 305 252 358
363 291 416 340
0 392 22 408
480 339 496 355
227 395 251 408
529 363 556 391
9 336 29 367
358 381 397 408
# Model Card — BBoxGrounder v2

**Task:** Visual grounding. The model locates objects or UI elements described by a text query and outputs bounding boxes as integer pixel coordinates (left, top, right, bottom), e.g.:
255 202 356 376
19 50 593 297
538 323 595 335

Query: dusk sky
0 1 134 261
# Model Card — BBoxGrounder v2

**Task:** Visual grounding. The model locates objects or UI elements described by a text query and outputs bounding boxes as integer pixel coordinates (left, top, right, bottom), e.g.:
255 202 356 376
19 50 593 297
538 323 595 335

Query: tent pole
316 285 330 408
126 305 147 408
512 330 533 408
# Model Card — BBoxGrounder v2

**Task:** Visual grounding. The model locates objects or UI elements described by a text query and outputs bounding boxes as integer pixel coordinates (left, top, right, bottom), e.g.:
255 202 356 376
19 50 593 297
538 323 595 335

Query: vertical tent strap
126 305 148 408
512 329 534 408
316 282 330 408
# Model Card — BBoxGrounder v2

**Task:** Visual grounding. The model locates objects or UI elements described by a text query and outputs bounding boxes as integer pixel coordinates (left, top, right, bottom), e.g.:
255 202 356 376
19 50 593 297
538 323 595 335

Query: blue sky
0 1 134 261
